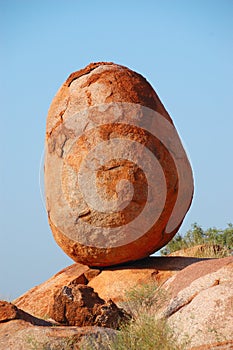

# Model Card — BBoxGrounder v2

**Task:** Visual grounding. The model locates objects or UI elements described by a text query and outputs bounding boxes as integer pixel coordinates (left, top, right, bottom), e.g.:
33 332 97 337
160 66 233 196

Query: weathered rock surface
0 319 117 350
190 341 233 349
14 256 202 316
45 62 194 266
159 256 233 349
50 284 130 328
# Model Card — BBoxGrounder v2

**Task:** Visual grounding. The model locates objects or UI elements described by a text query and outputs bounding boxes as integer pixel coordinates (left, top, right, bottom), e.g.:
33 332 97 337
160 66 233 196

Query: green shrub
161 223 233 257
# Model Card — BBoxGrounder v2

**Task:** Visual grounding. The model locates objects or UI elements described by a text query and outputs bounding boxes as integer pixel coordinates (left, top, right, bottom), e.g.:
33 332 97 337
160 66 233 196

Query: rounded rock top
44 62 194 266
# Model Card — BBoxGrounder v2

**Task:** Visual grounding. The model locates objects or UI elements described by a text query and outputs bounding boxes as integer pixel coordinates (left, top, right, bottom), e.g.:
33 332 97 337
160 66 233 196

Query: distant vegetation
161 223 233 257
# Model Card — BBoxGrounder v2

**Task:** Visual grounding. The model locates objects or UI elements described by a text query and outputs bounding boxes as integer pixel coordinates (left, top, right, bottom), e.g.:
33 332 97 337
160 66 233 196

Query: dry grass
108 283 187 350
191 244 231 258
168 244 231 258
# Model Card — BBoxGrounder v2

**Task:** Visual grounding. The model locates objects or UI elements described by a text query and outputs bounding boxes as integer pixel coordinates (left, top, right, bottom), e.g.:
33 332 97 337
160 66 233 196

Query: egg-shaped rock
44 62 193 266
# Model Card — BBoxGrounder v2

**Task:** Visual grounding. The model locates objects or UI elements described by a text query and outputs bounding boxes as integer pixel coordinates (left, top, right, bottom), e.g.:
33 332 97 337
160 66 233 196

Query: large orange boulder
45 62 193 266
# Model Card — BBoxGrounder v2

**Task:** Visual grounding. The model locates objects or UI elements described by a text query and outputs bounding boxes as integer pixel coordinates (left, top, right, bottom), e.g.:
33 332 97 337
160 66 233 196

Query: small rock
0 301 18 322
50 284 131 329
94 299 131 329
0 300 52 326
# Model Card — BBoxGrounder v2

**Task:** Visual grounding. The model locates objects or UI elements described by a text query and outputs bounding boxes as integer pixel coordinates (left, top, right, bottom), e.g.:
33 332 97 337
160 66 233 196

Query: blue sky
0 0 232 300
